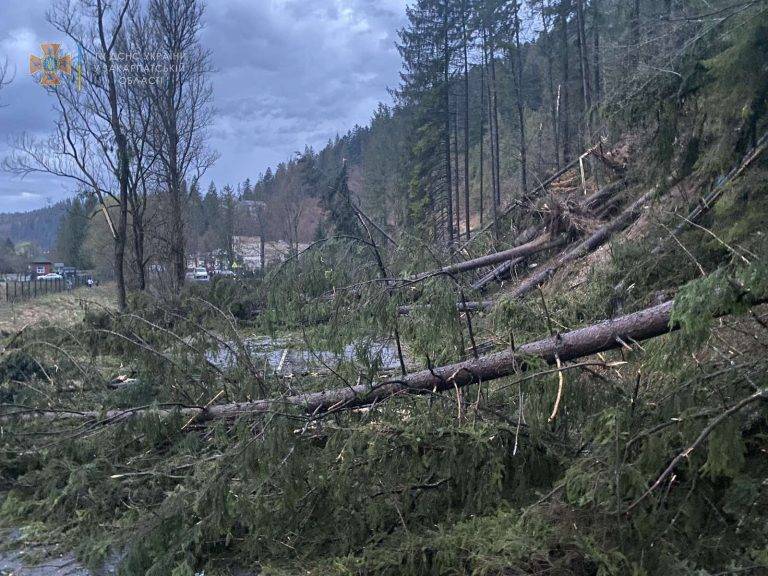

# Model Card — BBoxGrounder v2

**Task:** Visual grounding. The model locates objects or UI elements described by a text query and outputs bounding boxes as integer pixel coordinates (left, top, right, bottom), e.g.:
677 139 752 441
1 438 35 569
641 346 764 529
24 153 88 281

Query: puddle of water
0 529 255 576
0 550 93 576
207 336 404 375
0 527 121 576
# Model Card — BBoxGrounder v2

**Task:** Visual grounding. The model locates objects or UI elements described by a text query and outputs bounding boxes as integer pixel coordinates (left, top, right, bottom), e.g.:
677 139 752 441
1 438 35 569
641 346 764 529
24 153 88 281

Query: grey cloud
0 0 409 211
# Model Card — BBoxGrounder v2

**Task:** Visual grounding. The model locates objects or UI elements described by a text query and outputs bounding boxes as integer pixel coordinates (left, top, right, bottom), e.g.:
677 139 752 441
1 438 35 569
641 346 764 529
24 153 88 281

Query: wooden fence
1 275 90 303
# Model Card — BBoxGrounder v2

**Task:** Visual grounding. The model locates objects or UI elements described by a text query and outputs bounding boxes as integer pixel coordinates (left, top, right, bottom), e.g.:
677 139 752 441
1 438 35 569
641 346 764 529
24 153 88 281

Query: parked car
193 267 209 281
39 273 63 280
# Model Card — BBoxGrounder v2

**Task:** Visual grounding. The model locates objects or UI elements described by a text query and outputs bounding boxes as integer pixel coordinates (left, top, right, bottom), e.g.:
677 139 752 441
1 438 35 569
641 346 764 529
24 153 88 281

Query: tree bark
169 151 186 293
576 0 592 141
490 33 502 208
462 2 471 241
632 0 641 68
511 1 528 194
541 7 560 169
484 31 500 242
132 217 146 291
408 233 567 282
443 0 454 245
582 178 630 211
592 0 602 105
471 258 522 291
479 54 485 228
114 207 128 311
559 0 571 164
454 93 461 237
470 223 541 291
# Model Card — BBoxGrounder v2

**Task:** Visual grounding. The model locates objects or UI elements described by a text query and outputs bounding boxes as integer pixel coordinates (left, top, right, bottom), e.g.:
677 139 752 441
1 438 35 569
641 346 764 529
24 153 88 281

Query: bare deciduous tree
130 0 217 293
0 57 13 105
125 80 158 291
5 0 133 310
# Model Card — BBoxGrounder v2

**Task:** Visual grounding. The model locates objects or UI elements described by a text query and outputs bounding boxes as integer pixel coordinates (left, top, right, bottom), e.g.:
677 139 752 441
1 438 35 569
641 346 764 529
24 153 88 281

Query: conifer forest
1 0 768 574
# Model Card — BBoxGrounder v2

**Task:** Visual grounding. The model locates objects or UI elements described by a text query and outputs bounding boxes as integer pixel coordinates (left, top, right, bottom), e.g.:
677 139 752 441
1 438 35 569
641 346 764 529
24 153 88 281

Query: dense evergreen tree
55 197 93 269
396 0 460 242
0 238 21 273
203 182 220 232
323 164 360 237
187 182 206 256
220 184 237 266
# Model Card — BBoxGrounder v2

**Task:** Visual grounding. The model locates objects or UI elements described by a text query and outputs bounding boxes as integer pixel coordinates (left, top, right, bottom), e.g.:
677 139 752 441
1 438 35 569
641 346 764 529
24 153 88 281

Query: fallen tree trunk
507 187 657 300
659 132 767 246
397 299 495 316
470 257 523 291
583 178 632 211
601 137 768 299
455 154 586 253
457 158 579 252
456 143 624 253
467 225 543 291
6 293 761 425
407 234 567 283
470 179 630 293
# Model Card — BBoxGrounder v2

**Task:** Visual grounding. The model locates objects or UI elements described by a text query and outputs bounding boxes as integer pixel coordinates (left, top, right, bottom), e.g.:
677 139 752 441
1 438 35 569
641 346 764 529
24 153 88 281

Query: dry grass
0 283 116 335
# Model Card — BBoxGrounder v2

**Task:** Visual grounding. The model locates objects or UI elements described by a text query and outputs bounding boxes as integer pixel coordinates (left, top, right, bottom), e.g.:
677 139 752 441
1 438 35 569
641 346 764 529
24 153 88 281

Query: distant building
29 260 53 275
233 236 308 271
239 199 267 212
184 236 309 275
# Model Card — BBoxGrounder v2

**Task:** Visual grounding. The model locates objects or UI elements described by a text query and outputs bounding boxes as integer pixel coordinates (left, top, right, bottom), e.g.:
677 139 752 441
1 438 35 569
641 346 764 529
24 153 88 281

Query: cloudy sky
0 0 408 213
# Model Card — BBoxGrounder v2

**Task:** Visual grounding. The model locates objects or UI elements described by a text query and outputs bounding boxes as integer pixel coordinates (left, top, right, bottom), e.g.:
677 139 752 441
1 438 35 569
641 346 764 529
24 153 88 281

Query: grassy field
0 283 116 335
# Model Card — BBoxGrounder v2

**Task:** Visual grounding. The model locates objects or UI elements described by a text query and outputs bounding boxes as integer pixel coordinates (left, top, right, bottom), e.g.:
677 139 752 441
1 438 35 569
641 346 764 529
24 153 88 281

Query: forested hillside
241 0 766 251
0 203 65 252
1 1 768 575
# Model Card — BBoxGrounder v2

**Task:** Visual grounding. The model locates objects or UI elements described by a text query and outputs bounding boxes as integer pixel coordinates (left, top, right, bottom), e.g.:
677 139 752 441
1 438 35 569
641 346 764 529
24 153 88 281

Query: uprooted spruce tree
2 0 768 575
